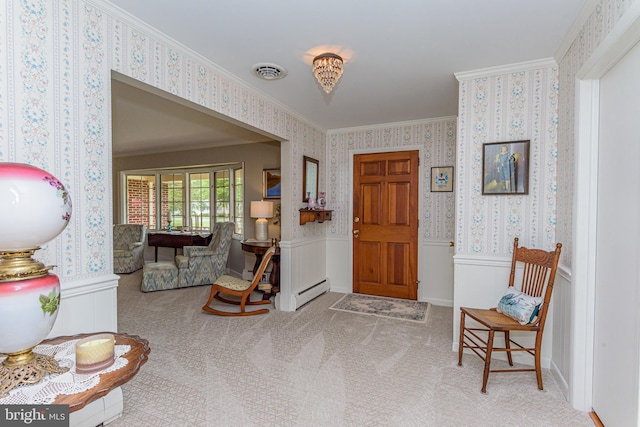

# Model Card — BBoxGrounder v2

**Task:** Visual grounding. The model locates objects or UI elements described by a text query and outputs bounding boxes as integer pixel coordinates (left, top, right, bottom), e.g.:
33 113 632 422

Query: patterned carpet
110 270 592 426
330 293 430 323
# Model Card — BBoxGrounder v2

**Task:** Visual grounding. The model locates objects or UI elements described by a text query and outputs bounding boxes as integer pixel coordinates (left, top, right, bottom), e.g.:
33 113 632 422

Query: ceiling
111 76 275 156
108 0 587 155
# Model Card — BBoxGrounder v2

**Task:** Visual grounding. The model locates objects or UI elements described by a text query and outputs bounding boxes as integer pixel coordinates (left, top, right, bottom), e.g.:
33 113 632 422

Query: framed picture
431 166 454 192
482 140 529 195
263 169 281 199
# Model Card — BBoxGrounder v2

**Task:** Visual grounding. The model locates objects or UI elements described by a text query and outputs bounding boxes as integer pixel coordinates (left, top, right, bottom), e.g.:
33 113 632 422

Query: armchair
176 222 234 288
113 224 147 274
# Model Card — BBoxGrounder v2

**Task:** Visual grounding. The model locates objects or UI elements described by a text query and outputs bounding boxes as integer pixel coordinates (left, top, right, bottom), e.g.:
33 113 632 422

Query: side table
241 241 280 297
44 332 150 412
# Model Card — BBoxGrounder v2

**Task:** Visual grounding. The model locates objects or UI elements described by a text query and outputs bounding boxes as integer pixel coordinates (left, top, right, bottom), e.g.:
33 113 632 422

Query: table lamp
0 163 73 397
250 201 274 242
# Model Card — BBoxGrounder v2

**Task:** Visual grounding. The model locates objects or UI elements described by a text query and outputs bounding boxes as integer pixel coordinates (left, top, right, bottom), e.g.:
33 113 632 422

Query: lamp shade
0 163 72 251
250 201 274 219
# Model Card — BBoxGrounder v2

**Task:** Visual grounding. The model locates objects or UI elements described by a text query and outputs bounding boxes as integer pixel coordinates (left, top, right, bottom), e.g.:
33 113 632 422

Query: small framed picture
263 169 281 199
431 166 454 192
482 140 529 195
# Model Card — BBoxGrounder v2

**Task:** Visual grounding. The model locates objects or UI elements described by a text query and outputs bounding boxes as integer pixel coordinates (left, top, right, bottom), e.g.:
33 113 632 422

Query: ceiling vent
253 63 287 80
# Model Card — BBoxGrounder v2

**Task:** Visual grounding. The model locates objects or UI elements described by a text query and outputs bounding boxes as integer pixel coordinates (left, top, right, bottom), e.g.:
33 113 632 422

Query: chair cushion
113 249 133 259
215 275 252 292
142 262 179 292
496 288 542 325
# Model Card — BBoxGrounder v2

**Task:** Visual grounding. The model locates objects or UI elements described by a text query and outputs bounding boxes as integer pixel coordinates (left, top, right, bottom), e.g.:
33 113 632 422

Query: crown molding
555 0 599 62
328 115 457 134
454 57 557 81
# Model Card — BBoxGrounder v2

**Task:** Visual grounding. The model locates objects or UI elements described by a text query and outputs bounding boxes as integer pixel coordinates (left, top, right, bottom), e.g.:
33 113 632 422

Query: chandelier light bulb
312 53 344 94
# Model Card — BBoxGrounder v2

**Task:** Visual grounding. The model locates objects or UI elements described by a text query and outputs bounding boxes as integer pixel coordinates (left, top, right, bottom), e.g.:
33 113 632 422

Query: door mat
329 293 430 323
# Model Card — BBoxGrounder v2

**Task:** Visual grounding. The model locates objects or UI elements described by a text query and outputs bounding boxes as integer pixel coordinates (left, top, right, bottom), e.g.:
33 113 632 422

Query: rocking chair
458 237 562 393
202 245 276 317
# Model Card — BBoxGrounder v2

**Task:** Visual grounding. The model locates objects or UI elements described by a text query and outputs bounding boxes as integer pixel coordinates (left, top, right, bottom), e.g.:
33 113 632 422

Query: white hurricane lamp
0 162 73 397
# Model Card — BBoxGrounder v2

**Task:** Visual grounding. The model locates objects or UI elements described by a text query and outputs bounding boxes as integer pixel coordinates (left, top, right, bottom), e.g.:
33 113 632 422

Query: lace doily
0 339 130 405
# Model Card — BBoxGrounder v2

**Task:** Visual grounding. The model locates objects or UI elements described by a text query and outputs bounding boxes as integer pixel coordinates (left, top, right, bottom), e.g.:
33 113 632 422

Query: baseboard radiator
294 279 330 309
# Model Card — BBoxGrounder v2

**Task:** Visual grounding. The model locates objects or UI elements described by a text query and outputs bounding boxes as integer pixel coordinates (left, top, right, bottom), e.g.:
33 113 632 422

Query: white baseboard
551 359 570 400
425 297 453 307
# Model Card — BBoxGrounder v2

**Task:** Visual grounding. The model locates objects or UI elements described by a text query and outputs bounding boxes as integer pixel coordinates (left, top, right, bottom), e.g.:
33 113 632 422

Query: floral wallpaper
327 118 457 240
0 0 325 278
557 0 638 267
456 65 559 256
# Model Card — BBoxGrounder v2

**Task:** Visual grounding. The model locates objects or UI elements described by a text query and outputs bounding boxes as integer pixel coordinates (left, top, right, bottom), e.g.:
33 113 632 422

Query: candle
75 333 115 374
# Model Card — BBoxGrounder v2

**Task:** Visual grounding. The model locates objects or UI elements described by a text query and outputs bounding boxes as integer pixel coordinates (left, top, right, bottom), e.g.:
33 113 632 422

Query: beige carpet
110 270 592 426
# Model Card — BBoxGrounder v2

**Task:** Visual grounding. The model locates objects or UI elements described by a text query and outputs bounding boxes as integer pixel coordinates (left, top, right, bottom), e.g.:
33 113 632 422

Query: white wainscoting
277 237 330 311
326 237 454 306
452 255 555 368
49 274 119 337
326 237 351 295
422 240 454 306
550 264 571 400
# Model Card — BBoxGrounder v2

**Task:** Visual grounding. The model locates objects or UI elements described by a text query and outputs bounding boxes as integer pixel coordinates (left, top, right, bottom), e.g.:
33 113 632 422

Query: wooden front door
353 150 419 299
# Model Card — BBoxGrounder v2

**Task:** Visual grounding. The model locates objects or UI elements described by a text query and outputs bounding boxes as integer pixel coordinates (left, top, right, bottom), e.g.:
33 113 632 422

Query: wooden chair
458 238 562 393
202 245 275 317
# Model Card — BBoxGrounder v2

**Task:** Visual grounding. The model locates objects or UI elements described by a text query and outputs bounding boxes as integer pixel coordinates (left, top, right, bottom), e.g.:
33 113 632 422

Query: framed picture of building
431 166 454 192
482 140 529 195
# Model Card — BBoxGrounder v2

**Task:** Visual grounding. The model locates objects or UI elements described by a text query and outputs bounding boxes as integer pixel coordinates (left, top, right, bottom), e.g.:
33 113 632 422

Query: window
234 168 244 235
123 164 243 236
190 172 210 232
214 170 230 224
161 173 185 229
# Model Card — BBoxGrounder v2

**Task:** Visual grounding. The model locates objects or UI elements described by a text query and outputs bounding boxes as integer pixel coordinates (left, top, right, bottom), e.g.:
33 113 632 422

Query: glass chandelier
312 53 344 94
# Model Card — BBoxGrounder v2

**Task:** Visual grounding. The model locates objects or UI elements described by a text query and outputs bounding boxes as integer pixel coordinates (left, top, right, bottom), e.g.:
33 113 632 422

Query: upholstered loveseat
113 224 147 274
141 222 234 292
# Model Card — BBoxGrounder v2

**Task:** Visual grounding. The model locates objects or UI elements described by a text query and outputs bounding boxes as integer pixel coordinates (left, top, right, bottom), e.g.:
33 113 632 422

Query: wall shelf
299 209 333 225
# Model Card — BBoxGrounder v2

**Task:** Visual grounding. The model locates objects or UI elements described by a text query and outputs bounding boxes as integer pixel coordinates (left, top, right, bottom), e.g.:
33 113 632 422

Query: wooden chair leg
535 332 544 390
458 311 466 366
504 331 513 366
482 330 495 393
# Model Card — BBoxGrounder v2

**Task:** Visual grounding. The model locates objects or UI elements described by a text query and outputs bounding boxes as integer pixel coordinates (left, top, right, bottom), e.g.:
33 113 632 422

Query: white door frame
571 3 640 410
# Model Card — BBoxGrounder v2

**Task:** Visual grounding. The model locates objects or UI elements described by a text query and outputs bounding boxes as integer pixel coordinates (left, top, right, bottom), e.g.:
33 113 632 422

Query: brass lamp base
0 349 69 398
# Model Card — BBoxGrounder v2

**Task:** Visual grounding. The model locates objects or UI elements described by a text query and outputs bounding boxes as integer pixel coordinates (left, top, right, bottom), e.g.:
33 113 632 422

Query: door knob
353 229 359 238
354 217 360 223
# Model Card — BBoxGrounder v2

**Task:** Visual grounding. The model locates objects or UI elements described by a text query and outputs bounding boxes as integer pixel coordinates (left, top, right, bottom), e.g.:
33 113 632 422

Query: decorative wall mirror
303 156 319 202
